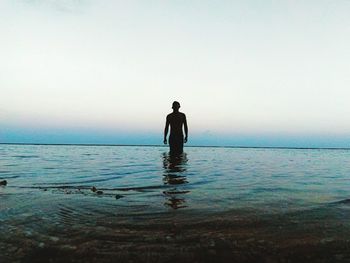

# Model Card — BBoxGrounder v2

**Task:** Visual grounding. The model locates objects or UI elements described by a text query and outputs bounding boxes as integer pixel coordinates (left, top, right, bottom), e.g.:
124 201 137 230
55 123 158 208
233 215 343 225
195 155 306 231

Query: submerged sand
2 209 350 263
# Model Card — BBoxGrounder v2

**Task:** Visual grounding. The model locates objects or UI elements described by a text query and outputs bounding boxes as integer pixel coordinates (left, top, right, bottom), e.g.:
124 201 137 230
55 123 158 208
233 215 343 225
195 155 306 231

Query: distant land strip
1 142 350 150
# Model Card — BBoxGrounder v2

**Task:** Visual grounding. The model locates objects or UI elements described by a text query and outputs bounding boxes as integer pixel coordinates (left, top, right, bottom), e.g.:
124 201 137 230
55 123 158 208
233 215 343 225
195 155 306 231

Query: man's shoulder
167 112 186 118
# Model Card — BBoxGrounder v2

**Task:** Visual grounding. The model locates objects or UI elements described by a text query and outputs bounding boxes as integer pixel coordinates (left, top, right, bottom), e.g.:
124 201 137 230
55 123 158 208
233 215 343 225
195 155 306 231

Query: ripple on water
2 146 350 223
0 175 20 179
57 204 94 227
12 155 40 159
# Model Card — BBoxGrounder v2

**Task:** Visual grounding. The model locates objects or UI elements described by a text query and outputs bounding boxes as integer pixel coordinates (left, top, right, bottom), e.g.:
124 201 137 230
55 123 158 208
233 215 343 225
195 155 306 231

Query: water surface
1 145 350 262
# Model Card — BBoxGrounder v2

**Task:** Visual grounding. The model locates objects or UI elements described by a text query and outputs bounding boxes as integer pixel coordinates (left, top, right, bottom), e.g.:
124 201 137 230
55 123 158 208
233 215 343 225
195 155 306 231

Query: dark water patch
188 179 213 187
37 187 125 200
330 198 350 205
271 174 289 178
10 184 169 193
33 176 124 185
12 155 40 159
51 188 86 196
113 185 167 192
116 163 155 169
8 185 169 199
236 182 258 188
101 168 157 176
0 175 20 179
21 247 76 263
163 190 190 195
252 186 294 193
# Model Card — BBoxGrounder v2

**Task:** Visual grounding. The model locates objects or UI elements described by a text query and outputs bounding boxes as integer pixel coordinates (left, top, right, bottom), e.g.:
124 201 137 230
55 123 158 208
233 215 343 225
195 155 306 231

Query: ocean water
1 144 350 261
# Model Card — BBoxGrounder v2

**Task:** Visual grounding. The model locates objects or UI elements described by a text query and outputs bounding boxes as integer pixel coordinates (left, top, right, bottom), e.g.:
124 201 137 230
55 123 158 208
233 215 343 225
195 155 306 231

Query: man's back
164 101 188 155
167 112 186 135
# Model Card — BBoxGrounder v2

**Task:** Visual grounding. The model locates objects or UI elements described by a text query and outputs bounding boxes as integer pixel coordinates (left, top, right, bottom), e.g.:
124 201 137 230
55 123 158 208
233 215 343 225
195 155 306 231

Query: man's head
172 101 180 111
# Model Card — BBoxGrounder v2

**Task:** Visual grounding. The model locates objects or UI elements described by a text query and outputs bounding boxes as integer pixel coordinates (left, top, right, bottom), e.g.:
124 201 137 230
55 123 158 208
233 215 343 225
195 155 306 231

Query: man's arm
164 116 170 144
183 114 188 143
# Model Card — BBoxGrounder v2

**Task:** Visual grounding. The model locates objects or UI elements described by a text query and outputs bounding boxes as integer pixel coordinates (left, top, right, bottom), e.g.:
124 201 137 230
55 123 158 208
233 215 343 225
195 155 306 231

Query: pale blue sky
1 0 350 147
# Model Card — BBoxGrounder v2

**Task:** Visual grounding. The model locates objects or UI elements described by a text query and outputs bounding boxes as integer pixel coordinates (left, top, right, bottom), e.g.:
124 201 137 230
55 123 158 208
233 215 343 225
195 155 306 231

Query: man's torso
167 112 185 136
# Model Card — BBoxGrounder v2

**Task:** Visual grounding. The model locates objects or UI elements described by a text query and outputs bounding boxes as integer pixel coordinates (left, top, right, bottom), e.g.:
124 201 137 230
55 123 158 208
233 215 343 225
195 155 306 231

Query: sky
1 0 350 147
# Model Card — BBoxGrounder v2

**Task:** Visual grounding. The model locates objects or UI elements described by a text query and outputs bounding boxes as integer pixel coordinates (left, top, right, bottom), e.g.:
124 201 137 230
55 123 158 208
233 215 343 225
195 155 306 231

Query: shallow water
1 145 350 261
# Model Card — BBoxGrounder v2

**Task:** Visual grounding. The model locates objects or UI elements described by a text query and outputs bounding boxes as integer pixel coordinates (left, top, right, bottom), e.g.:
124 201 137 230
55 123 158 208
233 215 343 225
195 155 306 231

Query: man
164 101 188 155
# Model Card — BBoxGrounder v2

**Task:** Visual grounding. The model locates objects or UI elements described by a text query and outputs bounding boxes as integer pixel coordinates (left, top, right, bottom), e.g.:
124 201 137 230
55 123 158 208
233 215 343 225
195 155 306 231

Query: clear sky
1 0 350 147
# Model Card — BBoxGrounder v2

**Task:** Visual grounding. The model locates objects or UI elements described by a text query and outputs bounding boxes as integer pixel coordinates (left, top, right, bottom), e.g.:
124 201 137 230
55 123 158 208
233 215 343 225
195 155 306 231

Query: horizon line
1 142 350 151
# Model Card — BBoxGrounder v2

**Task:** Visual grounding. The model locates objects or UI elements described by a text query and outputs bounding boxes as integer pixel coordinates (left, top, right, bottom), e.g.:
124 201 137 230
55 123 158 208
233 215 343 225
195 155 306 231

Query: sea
1 144 350 262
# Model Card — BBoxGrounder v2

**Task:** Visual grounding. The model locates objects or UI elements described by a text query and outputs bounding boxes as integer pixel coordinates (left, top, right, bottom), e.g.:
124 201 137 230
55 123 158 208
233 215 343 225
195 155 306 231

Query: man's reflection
162 152 190 209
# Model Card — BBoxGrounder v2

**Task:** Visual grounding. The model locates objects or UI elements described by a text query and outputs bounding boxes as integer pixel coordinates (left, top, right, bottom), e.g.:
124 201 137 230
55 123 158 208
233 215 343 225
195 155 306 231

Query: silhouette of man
164 101 188 155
